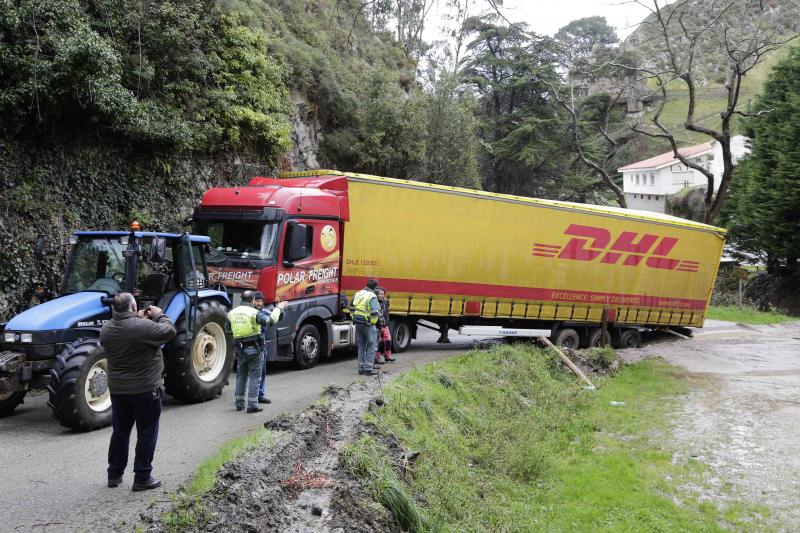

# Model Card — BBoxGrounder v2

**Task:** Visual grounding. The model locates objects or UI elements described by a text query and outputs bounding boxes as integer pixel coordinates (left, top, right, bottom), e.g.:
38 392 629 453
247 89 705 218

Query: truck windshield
63 238 127 294
202 221 278 263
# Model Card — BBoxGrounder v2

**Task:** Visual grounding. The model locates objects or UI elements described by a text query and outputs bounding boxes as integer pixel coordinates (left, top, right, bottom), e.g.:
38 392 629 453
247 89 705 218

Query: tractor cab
0 226 232 430
63 228 210 309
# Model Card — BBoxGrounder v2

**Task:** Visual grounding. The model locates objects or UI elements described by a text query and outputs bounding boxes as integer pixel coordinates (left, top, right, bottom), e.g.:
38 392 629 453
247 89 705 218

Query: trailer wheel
390 319 412 353
47 338 112 431
165 300 233 402
552 328 580 349
618 329 642 349
588 328 612 348
0 390 26 418
294 323 321 369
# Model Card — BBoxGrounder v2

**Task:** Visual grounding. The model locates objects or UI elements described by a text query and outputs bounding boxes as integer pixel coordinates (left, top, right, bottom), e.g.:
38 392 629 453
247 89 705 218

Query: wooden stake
539 336 596 389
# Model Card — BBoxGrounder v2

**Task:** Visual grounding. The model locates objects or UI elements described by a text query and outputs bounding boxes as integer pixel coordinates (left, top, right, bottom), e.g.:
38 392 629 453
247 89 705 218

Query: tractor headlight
3 332 15 343
20 333 33 343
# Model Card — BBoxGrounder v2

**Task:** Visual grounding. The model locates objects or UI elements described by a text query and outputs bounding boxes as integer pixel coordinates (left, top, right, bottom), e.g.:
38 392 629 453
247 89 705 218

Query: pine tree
723 46 800 274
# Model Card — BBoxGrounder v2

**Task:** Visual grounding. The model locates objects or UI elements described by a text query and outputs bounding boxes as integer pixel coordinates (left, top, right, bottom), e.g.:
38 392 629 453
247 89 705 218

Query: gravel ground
619 320 800 529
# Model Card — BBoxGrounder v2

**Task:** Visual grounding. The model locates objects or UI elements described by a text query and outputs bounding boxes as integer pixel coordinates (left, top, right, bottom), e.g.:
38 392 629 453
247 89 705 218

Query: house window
650 174 655 185
647 195 651 200
636 174 640 185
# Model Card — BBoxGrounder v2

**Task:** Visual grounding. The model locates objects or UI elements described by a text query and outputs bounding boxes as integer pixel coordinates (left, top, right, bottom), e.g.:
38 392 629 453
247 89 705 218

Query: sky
427 0 654 43
484 0 652 39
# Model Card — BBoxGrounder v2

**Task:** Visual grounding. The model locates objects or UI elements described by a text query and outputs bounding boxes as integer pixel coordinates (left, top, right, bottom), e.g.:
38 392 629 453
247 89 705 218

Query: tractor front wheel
0 390 26 418
47 338 112 431
164 300 233 402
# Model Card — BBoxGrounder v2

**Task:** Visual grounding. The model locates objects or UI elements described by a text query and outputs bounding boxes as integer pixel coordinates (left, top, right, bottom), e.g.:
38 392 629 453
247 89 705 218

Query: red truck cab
194 174 351 368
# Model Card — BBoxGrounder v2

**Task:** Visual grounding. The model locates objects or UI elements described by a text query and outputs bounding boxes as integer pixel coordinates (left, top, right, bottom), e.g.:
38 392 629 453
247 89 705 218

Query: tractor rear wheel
0 390 26 418
47 338 112 431
164 300 233 402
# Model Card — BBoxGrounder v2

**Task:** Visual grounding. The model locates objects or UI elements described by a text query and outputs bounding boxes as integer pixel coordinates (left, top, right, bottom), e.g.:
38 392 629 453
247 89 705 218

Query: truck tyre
588 328 612 348
618 329 642 349
552 328 580 349
47 338 112 431
390 318 412 353
294 323 321 369
0 390 26 418
165 300 233 402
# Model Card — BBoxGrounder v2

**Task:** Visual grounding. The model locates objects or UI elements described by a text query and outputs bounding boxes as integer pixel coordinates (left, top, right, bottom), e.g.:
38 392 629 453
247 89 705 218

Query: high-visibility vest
352 289 378 324
228 305 261 339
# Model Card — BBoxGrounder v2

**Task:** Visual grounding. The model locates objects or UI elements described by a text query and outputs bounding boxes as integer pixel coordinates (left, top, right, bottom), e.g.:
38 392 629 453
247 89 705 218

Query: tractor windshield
201 221 279 263
62 237 128 294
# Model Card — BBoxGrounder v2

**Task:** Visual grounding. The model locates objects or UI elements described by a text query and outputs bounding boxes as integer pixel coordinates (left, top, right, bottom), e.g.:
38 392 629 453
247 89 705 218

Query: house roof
618 142 713 171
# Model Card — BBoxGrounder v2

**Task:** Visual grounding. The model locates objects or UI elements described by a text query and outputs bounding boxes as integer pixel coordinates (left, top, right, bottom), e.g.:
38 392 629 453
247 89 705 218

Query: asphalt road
0 328 489 533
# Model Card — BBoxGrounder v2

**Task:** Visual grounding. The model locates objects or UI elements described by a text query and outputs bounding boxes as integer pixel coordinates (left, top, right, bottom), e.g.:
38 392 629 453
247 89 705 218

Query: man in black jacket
100 292 176 491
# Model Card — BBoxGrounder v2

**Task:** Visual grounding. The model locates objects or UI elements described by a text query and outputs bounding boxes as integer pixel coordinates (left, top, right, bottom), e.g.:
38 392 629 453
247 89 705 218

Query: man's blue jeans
258 344 268 400
107 388 162 483
356 323 378 372
235 343 263 409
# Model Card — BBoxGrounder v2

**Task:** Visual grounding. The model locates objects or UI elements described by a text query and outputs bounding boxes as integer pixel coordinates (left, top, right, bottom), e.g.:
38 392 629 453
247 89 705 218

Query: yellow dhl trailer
195 170 725 366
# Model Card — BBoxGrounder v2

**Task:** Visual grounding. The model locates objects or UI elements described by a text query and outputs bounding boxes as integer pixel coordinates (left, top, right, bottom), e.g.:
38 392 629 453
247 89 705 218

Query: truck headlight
4 332 15 343
20 333 33 343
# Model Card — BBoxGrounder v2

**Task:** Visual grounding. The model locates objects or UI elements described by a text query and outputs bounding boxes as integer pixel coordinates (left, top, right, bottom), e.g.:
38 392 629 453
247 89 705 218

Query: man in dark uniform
100 292 176 491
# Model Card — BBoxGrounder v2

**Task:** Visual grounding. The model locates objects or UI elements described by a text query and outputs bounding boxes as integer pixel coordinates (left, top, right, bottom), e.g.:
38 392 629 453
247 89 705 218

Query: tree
623 0 800 224
548 17 635 207
721 46 800 275
419 71 481 187
554 16 618 77
461 15 569 197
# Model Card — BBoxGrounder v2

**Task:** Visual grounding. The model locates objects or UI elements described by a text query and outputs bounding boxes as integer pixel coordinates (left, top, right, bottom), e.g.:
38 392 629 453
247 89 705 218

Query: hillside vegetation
0 0 444 320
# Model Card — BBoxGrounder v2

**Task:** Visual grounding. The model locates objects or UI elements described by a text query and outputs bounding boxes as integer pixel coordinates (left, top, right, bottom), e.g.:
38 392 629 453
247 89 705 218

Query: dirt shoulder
142 380 393 533
620 320 800 528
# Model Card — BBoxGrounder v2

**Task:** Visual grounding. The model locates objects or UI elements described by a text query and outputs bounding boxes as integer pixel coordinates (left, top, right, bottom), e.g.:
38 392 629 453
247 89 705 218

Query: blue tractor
0 228 233 430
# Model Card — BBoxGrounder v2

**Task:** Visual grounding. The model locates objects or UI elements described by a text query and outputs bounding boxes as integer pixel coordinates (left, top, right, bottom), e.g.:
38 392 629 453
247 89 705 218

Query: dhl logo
532 224 699 273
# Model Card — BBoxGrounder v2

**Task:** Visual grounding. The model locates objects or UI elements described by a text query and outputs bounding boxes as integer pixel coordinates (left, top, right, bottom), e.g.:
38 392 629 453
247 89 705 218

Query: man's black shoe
361 369 377 376
235 405 244 411
258 397 271 404
132 478 162 492
108 477 122 488
247 406 264 413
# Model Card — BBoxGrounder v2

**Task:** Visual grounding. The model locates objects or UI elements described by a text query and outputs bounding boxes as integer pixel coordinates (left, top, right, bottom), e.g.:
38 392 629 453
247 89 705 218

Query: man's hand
145 306 163 319
277 301 289 310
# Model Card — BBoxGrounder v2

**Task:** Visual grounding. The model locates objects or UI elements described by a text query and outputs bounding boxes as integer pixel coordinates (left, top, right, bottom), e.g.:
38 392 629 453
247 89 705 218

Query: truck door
275 219 342 346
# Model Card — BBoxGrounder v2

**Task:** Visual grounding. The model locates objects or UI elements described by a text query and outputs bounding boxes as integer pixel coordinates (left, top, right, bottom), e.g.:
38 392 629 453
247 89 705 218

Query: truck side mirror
284 222 310 265
150 237 167 262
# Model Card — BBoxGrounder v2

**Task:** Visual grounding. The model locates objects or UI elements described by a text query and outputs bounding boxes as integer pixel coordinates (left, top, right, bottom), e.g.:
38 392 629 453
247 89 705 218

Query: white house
618 135 749 213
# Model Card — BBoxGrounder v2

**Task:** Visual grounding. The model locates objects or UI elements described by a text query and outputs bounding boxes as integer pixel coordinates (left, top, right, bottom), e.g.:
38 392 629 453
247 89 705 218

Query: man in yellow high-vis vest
351 279 381 375
227 291 286 413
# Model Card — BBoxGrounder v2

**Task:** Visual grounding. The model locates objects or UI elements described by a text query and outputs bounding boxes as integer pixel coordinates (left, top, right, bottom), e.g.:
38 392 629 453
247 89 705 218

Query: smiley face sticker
320 224 337 252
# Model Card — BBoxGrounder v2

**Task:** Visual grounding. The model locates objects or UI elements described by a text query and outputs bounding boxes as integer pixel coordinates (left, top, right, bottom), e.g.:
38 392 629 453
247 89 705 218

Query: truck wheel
390 319 412 353
0 390 26 418
552 328 580 349
294 323 321 369
165 300 233 402
47 338 112 431
588 328 612 348
618 329 642 349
